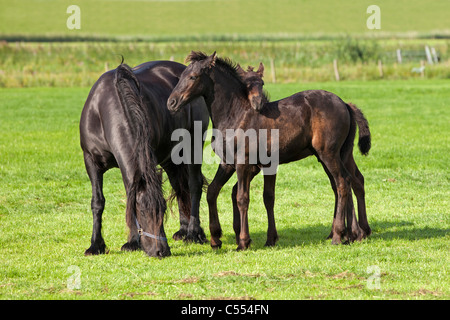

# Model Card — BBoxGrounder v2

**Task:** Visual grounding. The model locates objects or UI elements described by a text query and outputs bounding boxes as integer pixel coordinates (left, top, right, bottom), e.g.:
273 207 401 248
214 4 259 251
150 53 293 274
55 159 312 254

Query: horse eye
190 76 198 81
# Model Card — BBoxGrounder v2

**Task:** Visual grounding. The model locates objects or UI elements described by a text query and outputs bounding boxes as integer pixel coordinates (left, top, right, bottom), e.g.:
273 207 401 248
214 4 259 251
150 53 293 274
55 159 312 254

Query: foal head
236 63 268 112
167 51 217 112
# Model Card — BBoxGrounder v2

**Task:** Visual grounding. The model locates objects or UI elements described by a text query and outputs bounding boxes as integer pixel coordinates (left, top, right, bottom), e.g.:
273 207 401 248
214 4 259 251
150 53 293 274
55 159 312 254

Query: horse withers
80 60 209 258
168 52 371 251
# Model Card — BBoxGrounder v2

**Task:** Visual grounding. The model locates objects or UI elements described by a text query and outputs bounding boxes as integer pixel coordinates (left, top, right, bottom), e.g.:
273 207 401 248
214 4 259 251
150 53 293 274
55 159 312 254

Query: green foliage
0 40 449 87
0 81 448 299
334 37 381 63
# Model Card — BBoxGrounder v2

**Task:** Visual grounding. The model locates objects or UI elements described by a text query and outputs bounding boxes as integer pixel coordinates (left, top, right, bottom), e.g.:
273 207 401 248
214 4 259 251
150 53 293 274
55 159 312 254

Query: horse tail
340 103 357 161
114 63 166 229
347 103 371 156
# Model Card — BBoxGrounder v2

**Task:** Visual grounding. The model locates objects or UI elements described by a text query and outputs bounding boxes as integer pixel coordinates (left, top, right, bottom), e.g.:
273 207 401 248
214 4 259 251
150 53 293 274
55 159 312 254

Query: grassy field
0 0 449 302
2 0 450 40
0 80 448 300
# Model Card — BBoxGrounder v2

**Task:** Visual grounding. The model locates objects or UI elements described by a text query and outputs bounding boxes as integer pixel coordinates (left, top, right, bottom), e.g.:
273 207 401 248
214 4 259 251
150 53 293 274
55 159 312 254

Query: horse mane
114 63 166 227
187 51 247 90
186 52 270 105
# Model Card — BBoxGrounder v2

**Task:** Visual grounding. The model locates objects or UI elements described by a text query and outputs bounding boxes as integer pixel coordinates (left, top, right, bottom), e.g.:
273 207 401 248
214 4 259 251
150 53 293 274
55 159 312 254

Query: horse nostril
168 98 177 109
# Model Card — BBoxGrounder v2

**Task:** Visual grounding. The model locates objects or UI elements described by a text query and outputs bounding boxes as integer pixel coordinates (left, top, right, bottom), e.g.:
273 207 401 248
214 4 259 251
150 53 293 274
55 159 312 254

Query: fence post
378 59 383 78
425 46 433 65
431 47 438 63
396 49 402 64
269 57 276 83
333 59 340 81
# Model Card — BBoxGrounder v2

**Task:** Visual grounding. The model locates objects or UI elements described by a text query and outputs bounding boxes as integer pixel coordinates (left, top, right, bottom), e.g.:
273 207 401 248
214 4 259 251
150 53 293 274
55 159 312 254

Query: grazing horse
80 60 209 258
168 52 371 251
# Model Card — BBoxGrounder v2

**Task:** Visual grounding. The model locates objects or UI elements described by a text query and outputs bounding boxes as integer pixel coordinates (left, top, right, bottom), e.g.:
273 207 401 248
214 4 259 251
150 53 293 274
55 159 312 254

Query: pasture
1 0 450 39
1 0 449 302
0 80 448 299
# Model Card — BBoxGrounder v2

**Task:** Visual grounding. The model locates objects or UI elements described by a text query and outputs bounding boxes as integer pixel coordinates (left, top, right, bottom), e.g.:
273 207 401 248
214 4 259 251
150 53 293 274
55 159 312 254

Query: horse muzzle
167 93 186 113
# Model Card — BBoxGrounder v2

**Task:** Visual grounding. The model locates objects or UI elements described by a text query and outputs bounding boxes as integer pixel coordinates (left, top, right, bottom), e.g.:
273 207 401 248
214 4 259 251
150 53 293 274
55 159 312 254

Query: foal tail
114 63 166 229
347 103 371 156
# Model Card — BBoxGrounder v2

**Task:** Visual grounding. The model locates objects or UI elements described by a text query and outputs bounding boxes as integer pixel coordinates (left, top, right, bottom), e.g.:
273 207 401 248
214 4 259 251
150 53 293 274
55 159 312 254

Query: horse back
252 90 351 164
80 70 119 170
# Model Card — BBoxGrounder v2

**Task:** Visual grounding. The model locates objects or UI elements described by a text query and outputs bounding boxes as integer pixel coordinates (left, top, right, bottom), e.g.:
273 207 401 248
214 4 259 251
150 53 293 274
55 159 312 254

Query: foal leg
207 163 235 249
263 173 279 247
231 166 260 244
83 154 107 255
346 154 371 238
236 164 254 251
323 155 365 242
321 164 338 240
318 152 353 245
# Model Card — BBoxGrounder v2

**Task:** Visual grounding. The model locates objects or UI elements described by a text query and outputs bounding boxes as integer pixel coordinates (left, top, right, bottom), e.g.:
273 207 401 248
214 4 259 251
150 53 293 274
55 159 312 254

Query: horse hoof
236 238 251 251
184 229 208 244
331 237 341 245
265 234 279 247
121 241 140 252
172 229 187 241
84 248 109 256
210 238 222 250
84 245 107 256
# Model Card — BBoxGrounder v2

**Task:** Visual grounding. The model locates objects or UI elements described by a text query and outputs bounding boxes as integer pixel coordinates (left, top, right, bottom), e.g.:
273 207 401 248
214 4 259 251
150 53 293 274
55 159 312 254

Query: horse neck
207 69 250 130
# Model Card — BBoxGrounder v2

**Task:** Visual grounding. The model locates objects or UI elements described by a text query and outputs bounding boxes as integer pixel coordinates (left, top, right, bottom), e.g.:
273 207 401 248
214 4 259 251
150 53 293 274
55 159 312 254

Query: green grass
0 80 448 299
2 0 450 40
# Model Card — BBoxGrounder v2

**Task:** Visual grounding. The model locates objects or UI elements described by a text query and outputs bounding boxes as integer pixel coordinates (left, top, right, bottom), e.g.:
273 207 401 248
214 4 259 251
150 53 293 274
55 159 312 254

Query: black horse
168 52 371 251
80 60 209 258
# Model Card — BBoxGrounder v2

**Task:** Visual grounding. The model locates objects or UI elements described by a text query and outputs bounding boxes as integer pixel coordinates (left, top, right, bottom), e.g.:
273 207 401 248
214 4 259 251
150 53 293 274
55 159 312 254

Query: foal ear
236 64 246 77
256 62 264 77
207 51 217 69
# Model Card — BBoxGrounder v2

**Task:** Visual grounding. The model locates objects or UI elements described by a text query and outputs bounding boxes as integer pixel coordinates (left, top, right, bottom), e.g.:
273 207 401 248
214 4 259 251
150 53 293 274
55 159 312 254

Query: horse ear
236 64 246 77
208 51 217 69
256 62 264 77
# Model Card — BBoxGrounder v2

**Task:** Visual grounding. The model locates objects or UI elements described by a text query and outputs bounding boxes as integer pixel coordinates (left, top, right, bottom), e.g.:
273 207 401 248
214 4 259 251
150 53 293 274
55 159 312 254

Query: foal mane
186 51 246 88
186 52 270 105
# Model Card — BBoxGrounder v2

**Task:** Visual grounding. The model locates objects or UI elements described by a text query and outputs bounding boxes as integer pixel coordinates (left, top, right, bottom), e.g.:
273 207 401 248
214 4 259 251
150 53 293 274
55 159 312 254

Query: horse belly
278 143 313 164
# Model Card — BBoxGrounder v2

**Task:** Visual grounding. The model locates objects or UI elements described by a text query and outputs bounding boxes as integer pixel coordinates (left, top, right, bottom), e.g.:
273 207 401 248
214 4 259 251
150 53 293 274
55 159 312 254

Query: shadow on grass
103 220 448 258
216 220 449 251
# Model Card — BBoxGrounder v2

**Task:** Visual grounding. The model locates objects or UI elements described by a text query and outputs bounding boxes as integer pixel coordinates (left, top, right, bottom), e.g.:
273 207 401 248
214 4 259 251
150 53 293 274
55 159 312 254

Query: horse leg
321 163 338 240
186 163 207 243
162 162 190 241
346 154 371 238
231 166 260 245
236 164 253 251
83 154 107 255
318 152 353 245
207 163 235 249
174 198 191 241
263 172 279 247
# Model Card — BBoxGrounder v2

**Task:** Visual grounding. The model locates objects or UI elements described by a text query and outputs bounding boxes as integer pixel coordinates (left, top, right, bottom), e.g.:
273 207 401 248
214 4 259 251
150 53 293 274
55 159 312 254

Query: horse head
236 62 268 112
167 51 217 112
